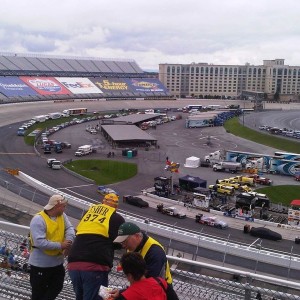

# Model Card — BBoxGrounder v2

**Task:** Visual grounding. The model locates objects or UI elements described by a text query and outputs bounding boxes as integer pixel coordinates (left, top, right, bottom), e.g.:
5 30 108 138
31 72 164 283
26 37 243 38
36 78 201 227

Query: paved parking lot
50 112 297 191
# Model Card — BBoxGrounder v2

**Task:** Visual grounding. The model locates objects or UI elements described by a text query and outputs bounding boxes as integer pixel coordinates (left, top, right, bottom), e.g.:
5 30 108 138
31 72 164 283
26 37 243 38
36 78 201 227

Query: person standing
29 194 75 300
109 252 167 300
68 193 125 300
113 222 179 300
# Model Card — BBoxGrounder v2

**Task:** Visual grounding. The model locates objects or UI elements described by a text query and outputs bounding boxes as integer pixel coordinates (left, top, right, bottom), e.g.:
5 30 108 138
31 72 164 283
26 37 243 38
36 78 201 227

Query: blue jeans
69 270 109 300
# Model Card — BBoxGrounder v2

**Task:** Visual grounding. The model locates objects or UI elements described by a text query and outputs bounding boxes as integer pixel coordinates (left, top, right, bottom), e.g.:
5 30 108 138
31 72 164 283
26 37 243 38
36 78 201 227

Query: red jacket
120 277 167 300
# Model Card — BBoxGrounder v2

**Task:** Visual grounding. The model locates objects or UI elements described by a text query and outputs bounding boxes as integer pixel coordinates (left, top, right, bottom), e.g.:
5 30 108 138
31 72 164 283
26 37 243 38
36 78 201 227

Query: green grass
64 160 138 185
255 185 300 206
224 116 300 205
224 117 300 153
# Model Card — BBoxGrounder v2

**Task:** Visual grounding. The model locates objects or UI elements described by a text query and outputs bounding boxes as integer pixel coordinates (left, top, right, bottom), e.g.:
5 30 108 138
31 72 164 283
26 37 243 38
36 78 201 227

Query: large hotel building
159 59 300 101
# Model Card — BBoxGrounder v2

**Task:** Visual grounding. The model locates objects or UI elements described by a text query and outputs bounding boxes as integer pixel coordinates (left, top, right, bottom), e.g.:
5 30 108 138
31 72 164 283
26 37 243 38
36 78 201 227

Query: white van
75 145 93 156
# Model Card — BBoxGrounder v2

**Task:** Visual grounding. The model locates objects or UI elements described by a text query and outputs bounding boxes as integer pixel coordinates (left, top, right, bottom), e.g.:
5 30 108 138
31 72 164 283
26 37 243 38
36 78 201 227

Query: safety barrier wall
17 171 300 270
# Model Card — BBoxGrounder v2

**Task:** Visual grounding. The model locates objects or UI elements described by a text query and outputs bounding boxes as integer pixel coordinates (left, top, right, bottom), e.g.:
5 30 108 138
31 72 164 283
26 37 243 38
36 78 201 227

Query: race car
249 227 282 241
157 204 186 219
123 195 149 208
195 214 228 229
97 185 118 196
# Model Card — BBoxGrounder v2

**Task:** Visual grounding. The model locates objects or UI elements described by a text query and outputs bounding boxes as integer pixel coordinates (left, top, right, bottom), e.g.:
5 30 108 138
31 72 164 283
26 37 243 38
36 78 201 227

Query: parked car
46 158 61 170
195 214 228 229
61 141 72 149
157 204 186 219
123 195 149 208
249 227 282 241
97 186 118 196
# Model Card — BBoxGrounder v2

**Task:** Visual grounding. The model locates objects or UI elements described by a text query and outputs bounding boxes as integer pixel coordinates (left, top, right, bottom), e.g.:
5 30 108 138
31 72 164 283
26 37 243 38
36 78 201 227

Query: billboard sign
19 76 70 95
90 77 129 92
0 77 38 96
124 78 168 93
55 77 102 94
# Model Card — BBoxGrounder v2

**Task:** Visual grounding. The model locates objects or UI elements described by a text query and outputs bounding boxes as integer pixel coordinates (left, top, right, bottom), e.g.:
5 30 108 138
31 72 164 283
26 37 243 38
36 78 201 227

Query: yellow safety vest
140 236 173 284
76 204 115 237
30 211 65 256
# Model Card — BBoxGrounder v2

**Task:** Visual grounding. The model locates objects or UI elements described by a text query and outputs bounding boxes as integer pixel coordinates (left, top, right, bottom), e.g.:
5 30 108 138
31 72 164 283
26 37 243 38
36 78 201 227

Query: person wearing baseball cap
29 194 75 300
114 222 179 300
102 193 119 208
68 192 125 300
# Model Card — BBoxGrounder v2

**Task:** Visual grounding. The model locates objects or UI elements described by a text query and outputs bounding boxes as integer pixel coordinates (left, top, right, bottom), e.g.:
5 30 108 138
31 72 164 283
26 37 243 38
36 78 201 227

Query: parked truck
75 145 93 156
54 142 62 153
204 150 224 163
212 161 242 173
228 175 255 186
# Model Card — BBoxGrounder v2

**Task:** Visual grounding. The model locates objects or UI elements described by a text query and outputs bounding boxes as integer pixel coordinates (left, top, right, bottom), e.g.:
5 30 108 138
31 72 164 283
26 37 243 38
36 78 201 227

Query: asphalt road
1 99 300 279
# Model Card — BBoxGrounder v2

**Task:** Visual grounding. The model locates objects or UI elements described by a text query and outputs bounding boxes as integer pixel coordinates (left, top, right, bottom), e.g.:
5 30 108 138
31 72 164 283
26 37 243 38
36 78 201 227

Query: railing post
244 276 253 300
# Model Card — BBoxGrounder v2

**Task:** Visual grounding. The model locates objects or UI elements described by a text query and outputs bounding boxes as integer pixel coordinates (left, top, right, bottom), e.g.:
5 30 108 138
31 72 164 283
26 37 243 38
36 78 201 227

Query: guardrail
16 171 300 271
1 223 300 300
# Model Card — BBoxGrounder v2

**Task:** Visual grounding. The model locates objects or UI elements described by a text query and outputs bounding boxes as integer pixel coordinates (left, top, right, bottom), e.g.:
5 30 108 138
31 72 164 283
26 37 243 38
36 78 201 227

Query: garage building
100 124 157 148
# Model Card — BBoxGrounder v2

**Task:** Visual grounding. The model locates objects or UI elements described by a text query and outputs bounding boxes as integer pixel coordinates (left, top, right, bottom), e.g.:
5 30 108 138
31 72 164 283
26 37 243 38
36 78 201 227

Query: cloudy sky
1 0 300 71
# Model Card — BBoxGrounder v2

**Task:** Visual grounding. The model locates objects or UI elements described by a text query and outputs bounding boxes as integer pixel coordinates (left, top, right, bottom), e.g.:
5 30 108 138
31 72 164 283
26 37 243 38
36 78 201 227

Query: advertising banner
55 77 102 94
19 76 70 95
0 77 38 96
89 77 129 92
124 78 168 93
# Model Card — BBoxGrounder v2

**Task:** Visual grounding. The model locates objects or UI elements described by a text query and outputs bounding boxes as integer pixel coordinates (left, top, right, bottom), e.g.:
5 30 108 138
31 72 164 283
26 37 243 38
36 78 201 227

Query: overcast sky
1 0 300 71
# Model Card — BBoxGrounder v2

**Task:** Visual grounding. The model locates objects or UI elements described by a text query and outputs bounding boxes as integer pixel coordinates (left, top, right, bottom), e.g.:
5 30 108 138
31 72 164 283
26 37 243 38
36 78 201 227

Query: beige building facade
159 59 300 101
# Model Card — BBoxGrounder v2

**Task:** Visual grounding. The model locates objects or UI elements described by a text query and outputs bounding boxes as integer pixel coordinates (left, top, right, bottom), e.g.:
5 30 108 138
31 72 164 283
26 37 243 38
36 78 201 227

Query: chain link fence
1 226 300 300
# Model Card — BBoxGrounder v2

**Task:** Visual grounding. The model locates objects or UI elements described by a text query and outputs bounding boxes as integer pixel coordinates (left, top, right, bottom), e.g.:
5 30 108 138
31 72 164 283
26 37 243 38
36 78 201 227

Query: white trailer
33 115 48 122
48 112 62 119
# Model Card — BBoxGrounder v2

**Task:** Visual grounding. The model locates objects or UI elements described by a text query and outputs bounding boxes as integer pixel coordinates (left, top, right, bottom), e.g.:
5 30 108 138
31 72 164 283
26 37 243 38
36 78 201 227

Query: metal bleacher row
0 53 143 76
2 225 300 300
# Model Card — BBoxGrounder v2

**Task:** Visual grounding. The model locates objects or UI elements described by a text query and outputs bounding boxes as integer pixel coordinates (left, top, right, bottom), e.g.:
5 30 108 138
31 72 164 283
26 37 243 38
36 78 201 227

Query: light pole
242 100 245 126
254 239 262 274
168 222 177 255
222 234 231 266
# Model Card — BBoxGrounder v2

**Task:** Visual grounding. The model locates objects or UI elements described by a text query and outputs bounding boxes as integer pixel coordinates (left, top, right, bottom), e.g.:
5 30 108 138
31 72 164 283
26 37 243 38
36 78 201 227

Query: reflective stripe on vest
140 236 173 284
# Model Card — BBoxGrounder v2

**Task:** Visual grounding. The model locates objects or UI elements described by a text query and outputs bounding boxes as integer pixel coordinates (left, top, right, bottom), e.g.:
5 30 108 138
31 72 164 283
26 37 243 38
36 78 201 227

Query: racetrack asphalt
1 100 300 250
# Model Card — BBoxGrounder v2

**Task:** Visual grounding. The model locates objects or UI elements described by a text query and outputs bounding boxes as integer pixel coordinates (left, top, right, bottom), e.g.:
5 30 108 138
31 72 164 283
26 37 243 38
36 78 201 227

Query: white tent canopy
184 156 200 168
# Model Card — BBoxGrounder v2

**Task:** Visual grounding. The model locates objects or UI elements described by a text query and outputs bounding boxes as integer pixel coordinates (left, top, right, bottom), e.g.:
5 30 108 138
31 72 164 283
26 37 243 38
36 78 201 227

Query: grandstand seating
0 53 172 104
0 53 143 76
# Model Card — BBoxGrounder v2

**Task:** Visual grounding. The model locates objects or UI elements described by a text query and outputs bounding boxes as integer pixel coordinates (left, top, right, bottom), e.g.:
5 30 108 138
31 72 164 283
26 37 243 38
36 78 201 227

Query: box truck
75 145 93 156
